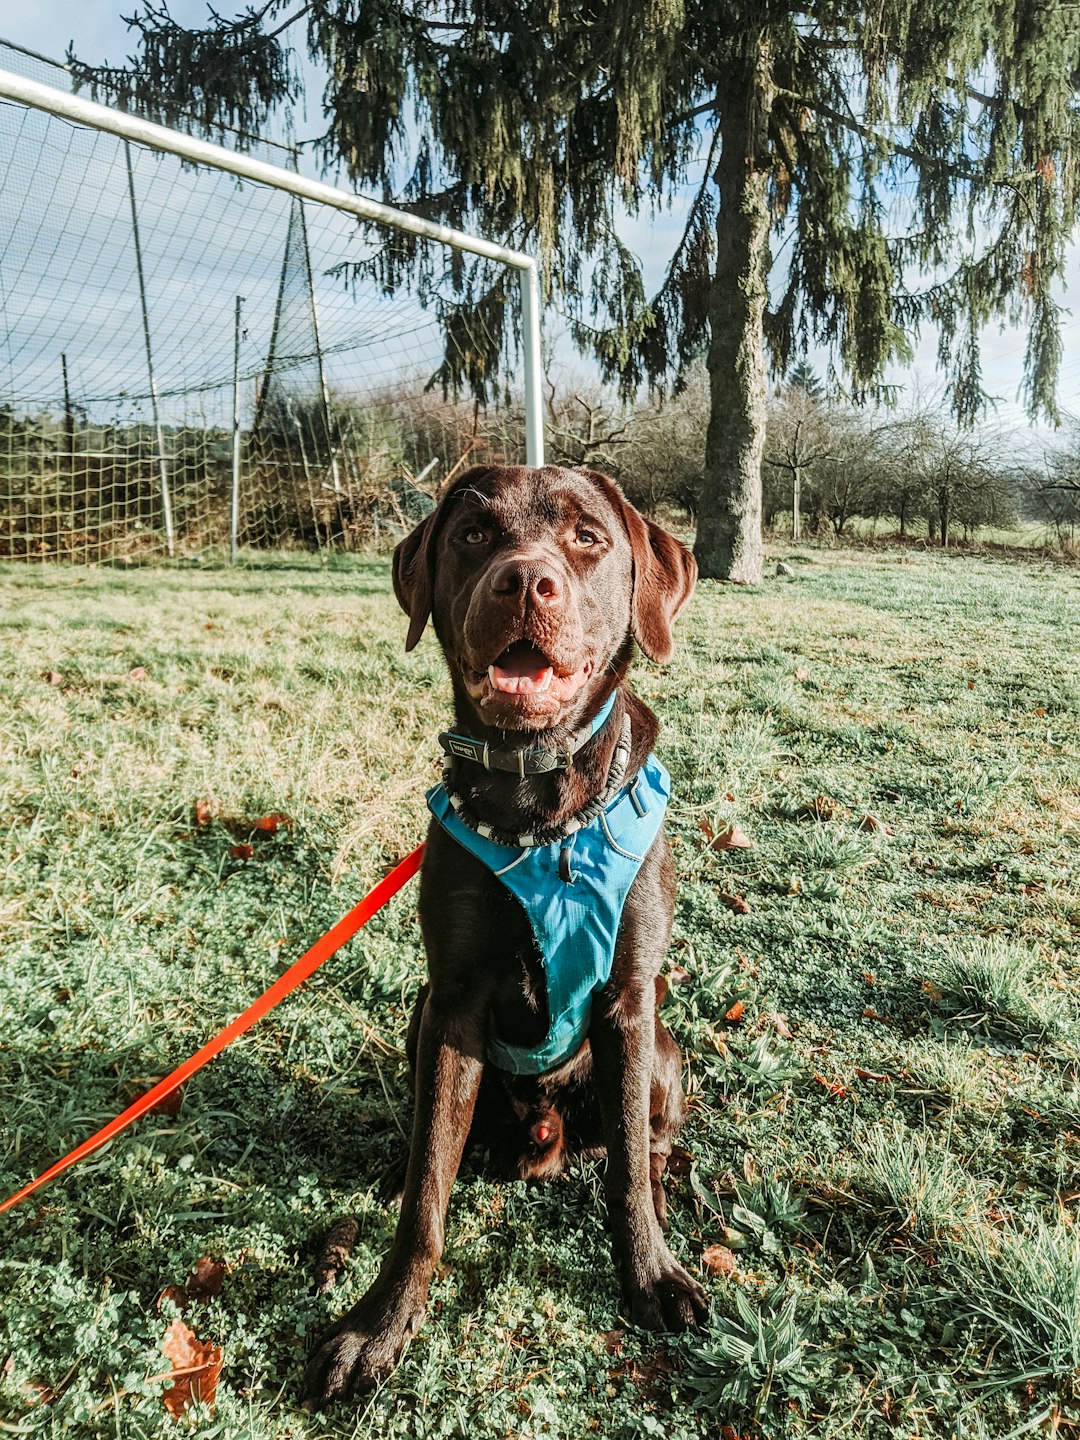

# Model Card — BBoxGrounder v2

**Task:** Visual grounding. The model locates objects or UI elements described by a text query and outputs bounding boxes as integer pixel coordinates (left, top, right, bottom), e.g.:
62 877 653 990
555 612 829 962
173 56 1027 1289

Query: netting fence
0 40 543 563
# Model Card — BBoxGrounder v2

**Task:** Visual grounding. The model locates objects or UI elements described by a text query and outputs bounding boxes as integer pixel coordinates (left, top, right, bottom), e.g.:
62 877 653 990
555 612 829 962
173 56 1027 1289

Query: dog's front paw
301 1298 424 1408
625 1244 709 1333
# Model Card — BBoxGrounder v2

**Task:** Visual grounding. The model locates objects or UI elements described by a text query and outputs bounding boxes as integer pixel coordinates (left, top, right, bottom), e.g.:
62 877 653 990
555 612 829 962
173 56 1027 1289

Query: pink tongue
492 646 551 683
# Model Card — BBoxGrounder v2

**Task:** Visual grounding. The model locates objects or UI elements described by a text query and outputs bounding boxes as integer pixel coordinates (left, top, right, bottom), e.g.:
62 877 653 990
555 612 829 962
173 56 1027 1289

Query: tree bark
696 40 772 583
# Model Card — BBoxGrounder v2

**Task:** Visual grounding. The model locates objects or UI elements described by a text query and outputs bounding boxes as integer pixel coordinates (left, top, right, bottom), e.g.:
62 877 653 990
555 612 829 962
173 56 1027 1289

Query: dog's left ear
580 470 697 664
392 506 442 651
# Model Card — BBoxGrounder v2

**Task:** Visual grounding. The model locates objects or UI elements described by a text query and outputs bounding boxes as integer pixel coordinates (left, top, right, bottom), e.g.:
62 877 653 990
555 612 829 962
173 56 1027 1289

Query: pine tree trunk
696 41 772 583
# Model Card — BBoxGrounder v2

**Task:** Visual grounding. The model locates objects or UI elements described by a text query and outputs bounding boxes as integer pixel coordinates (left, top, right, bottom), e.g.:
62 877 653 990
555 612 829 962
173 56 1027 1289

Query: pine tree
72 2 1080 580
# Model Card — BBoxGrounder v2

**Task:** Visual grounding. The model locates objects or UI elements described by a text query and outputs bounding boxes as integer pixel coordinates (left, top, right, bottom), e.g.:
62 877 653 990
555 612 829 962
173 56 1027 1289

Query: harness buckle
628 774 647 817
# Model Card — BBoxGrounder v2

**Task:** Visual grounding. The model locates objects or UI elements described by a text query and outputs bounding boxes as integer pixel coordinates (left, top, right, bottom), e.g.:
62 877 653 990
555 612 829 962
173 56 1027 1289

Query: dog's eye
574 529 599 547
463 527 488 545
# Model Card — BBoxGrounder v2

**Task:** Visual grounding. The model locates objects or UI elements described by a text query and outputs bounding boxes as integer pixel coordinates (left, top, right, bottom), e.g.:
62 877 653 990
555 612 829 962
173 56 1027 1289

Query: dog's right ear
392 467 493 651
394 504 440 645
392 507 440 652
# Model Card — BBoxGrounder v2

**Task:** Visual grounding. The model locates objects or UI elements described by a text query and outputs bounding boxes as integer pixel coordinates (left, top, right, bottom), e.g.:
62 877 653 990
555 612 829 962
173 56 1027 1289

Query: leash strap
0 843 425 1215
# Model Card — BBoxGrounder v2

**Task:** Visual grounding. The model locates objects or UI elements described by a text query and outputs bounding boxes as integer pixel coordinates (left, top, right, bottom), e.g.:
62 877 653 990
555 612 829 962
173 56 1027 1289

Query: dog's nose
488 557 563 608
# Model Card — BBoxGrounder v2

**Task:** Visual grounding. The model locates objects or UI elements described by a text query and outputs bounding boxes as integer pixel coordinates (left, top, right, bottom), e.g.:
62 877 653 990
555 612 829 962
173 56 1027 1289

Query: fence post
231 295 244 564
124 141 175 557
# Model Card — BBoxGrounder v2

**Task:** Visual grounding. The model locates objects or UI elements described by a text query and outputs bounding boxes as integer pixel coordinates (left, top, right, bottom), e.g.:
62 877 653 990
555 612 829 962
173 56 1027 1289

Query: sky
1 1 1078 441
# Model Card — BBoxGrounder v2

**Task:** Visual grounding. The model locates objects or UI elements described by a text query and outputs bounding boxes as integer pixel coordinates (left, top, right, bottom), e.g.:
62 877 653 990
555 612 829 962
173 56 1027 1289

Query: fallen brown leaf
710 824 753 851
313 1218 360 1295
160 1318 222 1418
720 893 751 915
194 799 217 826
862 1006 893 1025
702 1244 737 1275
44 671 64 687
254 813 292 834
859 814 895 835
668 964 692 985
854 1067 893 1084
129 666 149 681
795 668 810 682
186 1257 225 1300
229 844 254 860
667 1145 694 1176
771 1012 794 1039
151 1085 184 1117
725 1000 746 1024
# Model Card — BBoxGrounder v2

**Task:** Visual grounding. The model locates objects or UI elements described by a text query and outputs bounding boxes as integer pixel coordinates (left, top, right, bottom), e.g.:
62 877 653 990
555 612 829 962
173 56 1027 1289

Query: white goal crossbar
0 65 546 474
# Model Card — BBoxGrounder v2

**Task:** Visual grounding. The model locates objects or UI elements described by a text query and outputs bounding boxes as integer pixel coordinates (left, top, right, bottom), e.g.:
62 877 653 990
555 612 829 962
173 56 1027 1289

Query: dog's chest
427 757 670 1075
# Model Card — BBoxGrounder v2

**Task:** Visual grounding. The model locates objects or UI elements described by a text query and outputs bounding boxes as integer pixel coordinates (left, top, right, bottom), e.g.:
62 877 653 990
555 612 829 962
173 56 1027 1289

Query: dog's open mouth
463 641 593 716
488 641 556 696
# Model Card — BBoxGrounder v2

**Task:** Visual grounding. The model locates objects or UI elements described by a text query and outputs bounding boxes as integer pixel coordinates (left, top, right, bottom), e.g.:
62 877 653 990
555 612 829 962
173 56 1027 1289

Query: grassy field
1 546 1079 1440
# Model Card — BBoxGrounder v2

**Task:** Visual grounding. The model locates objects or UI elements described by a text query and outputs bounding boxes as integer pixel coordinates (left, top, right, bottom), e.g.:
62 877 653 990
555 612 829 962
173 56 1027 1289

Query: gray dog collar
438 691 617 777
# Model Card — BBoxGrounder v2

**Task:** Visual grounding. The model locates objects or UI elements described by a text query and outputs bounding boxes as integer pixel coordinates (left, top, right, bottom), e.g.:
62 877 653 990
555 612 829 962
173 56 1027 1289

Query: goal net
0 40 542 563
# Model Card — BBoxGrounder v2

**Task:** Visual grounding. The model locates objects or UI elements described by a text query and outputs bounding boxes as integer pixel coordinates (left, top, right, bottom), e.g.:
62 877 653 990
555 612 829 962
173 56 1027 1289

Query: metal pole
1 67 547 474
520 263 545 467
231 295 244 564
792 467 801 541
124 140 175 556
0 69 536 269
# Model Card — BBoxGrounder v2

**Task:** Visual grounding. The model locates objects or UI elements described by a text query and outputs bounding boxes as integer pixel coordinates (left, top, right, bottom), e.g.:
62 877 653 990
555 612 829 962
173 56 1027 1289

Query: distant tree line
409 367 1077 551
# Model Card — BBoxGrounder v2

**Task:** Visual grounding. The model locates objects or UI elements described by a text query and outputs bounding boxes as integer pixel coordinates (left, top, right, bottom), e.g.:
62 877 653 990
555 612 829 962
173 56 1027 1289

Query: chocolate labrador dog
302 464 705 1406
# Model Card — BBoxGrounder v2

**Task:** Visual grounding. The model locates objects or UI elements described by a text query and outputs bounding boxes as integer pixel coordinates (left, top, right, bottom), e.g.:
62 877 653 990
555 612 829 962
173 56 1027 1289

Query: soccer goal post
0 57 545 563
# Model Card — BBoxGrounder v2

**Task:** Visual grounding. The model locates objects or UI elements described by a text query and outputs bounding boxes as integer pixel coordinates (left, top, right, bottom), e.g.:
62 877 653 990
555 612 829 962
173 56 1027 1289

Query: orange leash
0 843 425 1215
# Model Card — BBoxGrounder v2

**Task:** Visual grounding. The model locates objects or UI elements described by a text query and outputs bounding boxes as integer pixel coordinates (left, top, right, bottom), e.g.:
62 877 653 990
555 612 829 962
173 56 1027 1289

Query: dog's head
393 465 696 732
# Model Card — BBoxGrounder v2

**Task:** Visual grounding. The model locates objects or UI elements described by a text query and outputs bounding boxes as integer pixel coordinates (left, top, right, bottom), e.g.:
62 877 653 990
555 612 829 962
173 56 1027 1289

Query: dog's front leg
302 993 483 1405
591 976 708 1332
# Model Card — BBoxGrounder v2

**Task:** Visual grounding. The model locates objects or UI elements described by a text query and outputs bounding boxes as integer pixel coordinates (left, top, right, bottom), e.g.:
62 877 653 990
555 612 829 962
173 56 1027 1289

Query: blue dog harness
426 711 670 1076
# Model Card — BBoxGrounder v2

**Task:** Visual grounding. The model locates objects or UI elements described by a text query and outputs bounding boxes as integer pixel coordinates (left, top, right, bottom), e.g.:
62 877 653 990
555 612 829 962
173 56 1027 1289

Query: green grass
1 546 1079 1439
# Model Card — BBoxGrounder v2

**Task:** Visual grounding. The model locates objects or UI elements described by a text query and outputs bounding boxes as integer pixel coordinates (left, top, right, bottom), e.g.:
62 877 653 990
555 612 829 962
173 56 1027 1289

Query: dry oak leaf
702 1244 738 1275
720 893 751 915
160 1318 222 1418
229 843 254 860
725 1000 747 1025
710 824 754 851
